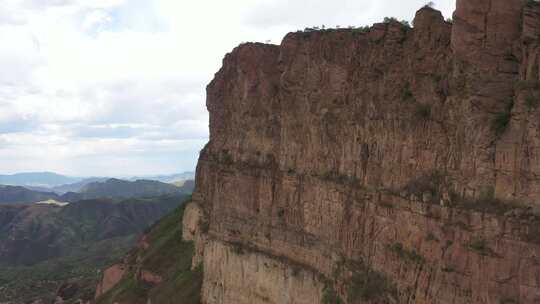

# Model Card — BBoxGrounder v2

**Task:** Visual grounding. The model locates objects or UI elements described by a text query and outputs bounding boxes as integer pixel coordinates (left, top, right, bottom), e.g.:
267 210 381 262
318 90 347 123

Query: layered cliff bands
184 0 540 303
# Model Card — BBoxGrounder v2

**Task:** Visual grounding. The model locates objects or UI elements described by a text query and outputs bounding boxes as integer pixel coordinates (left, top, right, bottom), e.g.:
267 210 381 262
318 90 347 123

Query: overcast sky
0 0 455 177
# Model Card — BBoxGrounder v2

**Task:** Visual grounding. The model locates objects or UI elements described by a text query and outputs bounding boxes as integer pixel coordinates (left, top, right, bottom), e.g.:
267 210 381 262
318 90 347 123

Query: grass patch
387 242 425 264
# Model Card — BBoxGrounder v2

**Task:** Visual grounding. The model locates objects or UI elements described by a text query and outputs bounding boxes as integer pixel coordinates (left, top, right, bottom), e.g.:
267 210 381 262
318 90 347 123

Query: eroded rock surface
185 1 540 303
94 264 126 298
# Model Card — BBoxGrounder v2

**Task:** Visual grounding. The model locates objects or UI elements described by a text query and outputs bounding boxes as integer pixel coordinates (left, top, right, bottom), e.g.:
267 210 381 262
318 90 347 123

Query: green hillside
95 201 202 304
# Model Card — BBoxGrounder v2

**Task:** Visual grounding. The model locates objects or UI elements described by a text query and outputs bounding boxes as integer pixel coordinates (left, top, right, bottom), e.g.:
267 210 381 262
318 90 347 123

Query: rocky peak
413 6 451 48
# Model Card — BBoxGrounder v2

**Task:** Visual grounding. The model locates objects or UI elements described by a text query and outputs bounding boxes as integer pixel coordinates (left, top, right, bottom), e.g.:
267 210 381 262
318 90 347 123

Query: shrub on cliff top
383 17 411 28
351 26 370 33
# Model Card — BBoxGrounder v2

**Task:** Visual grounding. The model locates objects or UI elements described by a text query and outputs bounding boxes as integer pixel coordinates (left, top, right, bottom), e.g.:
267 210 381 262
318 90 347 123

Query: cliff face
185 1 540 303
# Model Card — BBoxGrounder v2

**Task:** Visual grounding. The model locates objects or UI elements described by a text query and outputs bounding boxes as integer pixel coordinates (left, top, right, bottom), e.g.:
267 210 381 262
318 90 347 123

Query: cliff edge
185 1 540 303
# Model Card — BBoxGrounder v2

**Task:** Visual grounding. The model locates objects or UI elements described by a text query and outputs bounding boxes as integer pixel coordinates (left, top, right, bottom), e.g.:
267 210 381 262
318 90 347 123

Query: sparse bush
231 243 245 255
387 242 425 264
441 265 456 273
492 101 513 137
467 238 497 257
424 1 435 8
415 104 432 120
400 20 411 28
493 111 511 135
456 196 525 216
322 283 343 304
403 170 446 201
402 83 415 103
349 268 397 302
426 233 438 242
383 17 411 27
321 170 358 184
220 150 233 164
515 80 540 91
525 93 540 108
380 201 394 209
352 26 370 33
383 17 398 23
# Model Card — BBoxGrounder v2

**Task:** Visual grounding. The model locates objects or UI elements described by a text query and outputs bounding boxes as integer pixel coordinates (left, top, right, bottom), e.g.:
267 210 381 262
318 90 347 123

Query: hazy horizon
0 170 195 179
0 0 455 176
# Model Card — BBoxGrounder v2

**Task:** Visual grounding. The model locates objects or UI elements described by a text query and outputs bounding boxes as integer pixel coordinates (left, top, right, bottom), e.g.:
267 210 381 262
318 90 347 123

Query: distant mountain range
127 172 195 184
0 172 83 188
51 177 109 194
0 171 195 190
61 178 191 202
0 178 195 205
0 185 59 205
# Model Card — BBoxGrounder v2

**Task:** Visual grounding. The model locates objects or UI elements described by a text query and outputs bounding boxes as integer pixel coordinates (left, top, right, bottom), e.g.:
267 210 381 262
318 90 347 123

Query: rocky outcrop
202 241 324 304
185 1 540 303
94 264 126 298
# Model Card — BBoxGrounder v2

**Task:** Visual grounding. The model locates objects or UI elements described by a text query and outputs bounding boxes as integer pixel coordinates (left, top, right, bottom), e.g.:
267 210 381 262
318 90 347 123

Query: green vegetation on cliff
95 201 202 304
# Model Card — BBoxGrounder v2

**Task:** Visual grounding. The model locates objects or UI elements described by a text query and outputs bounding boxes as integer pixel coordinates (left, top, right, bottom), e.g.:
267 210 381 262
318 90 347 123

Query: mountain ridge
0 171 195 190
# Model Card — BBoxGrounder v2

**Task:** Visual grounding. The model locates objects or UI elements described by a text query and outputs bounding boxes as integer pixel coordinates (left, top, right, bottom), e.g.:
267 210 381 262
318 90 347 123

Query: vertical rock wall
185 1 540 303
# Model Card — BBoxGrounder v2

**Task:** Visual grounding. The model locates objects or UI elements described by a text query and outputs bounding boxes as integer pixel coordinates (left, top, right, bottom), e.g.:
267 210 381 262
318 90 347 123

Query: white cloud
0 0 456 176
82 9 112 31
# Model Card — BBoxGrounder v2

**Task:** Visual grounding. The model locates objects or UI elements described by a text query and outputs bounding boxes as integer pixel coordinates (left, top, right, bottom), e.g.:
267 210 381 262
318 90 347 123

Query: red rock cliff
185 1 540 303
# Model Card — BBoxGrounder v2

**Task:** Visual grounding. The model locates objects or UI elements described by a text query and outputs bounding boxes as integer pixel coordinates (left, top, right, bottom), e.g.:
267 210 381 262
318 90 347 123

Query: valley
0 173 194 304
